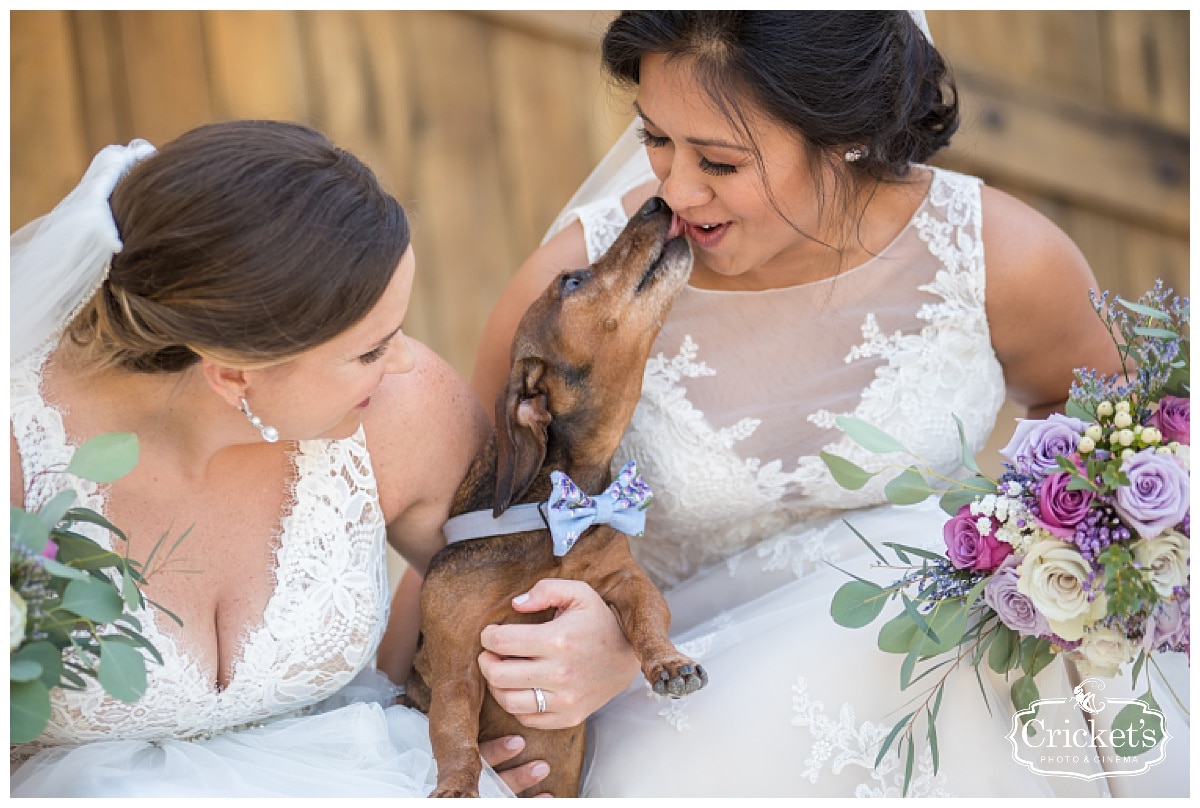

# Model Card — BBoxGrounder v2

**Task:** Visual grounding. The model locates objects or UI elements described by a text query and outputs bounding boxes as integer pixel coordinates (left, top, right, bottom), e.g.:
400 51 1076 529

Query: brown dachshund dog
403 197 707 797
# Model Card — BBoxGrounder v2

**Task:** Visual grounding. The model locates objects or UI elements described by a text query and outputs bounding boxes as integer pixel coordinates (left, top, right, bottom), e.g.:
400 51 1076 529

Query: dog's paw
647 658 708 698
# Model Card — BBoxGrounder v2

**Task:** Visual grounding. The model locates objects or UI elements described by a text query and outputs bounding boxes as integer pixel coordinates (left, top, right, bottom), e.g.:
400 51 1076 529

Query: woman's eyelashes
636 126 738 176
358 343 389 364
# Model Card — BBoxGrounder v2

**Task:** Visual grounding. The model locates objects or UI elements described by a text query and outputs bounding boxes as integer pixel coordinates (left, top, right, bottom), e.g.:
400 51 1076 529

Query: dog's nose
636 196 670 217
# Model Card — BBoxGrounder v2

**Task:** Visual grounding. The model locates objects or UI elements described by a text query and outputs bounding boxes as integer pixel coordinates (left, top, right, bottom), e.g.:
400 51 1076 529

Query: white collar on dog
442 503 548 545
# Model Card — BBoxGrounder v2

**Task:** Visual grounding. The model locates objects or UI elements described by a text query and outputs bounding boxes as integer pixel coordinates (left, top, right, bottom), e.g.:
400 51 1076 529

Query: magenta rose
944 506 1013 572
1035 471 1095 538
1149 395 1190 445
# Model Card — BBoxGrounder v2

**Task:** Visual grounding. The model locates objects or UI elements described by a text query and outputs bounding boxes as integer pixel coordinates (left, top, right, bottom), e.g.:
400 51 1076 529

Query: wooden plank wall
11 9 1189 382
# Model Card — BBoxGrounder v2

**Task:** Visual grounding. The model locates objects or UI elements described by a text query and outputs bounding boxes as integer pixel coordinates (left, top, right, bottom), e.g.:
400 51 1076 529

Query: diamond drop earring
239 397 280 443
844 146 868 163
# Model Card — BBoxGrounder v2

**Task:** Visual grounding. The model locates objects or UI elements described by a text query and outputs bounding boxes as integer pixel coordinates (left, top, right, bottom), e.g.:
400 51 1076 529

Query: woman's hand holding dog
479 578 641 729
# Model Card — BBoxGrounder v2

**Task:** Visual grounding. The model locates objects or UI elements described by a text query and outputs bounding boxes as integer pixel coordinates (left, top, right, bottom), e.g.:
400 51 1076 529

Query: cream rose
1074 626 1137 678
1017 539 1107 641
1132 530 1190 598
11 587 27 652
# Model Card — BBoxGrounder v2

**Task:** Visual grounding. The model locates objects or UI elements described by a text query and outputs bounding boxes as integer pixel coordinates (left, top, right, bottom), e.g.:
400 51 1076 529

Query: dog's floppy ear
494 356 551 516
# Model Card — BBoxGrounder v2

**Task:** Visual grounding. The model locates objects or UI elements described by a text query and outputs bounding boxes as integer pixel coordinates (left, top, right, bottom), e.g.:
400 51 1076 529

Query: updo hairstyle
67 120 410 373
601 11 959 244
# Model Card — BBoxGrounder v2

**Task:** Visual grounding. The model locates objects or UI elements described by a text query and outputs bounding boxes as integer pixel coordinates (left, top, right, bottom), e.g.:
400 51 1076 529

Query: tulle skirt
10 669 514 798
582 501 1190 798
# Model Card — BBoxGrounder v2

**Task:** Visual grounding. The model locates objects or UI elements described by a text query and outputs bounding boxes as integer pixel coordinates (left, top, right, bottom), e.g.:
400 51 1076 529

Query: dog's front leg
585 538 708 698
423 645 488 797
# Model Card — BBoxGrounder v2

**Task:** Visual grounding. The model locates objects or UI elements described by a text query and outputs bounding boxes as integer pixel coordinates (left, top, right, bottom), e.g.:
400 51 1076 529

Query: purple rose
985 555 1051 637
1035 471 1095 538
1115 450 1190 539
1142 591 1189 655
999 414 1087 476
1149 395 1190 445
944 506 1013 572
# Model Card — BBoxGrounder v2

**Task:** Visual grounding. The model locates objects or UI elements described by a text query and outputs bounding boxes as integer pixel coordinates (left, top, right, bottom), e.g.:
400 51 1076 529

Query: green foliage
10 433 184 744
1097 544 1158 618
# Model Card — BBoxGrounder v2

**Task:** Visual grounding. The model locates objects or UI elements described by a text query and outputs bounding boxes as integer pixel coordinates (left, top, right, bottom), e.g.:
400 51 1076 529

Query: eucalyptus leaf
927 708 940 775
939 487 979 516
1133 326 1179 339
11 505 50 554
61 508 127 542
883 542 946 563
835 416 909 454
52 532 124 571
842 519 887 564
1011 675 1040 726
884 468 933 505
988 625 1016 674
38 557 91 581
820 452 877 490
1111 692 1164 756
900 646 921 689
1130 650 1146 690
1117 299 1169 320
97 639 148 703
903 734 915 797
12 640 64 689
115 624 165 666
1065 398 1093 421
911 601 968 657
830 580 888 628
9 659 43 682
37 490 77 531
61 577 125 623
877 611 921 654
951 414 980 474
66 432 139 484
10 679 51 744
875 712 914 768
1019 636 1057 679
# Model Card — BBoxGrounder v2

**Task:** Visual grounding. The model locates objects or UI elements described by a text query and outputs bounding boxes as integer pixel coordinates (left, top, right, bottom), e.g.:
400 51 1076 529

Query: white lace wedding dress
560 165 1189 797
9 342 512 798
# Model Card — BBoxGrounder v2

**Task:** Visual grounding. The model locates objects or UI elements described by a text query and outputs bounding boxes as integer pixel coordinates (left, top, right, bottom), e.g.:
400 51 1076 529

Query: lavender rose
1035 471 1095 538
984 555 1050 637
1149 395 1190 445
1115 450 1190 539
1142 591 1189 654
944 506 1013 572
1000 414 1087 475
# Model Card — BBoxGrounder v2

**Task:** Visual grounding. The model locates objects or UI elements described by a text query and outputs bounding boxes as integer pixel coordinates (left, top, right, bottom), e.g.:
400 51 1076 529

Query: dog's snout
636 196 670 218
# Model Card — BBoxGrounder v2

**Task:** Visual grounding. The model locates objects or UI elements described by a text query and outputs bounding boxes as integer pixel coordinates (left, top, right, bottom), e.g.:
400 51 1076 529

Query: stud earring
844 146 868 163
239 397 280 443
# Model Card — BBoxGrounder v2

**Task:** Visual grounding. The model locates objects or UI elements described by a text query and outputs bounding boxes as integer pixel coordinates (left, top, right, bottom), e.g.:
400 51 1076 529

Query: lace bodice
10 345 391 754
571 167 1006 588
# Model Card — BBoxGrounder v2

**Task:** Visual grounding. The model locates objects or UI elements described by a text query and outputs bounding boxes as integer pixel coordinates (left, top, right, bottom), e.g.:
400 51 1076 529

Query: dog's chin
635 236 693 295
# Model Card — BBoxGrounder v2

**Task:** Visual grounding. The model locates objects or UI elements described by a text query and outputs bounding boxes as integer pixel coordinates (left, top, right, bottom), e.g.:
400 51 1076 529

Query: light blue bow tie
546 460 653 556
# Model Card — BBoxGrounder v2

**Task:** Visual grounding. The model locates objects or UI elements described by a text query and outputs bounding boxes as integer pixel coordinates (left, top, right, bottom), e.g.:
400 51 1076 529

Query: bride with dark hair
464 11 1189 797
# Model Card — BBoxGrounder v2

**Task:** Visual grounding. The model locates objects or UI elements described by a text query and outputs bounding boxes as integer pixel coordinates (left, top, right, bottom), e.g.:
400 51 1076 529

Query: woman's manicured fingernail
531 762 550 779
513 593 530 605
505 735 524 751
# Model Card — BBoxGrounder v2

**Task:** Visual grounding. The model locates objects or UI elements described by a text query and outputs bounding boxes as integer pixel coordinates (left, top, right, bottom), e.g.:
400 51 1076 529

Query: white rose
1174 444 1190 470
1074 626 1136 678
11 587 27 652
1132 530 1190 598
1017 540 1107 641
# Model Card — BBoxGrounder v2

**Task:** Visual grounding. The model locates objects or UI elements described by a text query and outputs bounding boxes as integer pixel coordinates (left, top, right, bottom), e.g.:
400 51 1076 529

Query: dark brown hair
602 11 958 250
69 119 409 373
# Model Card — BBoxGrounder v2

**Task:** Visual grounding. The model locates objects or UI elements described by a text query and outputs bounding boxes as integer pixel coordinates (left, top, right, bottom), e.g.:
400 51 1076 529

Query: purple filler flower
1000 414 1087 476
1149 395 1190 445
1115 449 1190 539
1035 471 1095 539
944 506 1013 572
985 555 1051 637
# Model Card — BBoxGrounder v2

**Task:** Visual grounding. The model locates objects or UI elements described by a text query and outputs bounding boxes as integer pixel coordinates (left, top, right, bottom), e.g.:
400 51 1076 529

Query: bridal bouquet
823 282 1188 793
11 433 184 744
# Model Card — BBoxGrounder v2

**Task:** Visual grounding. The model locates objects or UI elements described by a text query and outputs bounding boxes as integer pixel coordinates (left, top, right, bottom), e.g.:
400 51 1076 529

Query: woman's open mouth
683 220 730 249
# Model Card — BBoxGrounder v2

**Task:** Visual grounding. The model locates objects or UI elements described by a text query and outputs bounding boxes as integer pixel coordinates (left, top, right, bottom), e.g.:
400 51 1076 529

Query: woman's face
249 245 418 441
635 52 832 283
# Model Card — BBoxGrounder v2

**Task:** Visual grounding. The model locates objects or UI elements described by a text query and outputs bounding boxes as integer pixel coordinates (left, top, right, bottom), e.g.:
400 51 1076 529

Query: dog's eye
559 270 590 296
